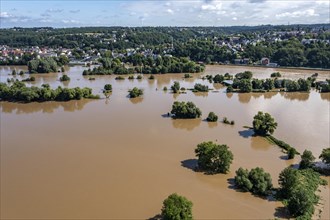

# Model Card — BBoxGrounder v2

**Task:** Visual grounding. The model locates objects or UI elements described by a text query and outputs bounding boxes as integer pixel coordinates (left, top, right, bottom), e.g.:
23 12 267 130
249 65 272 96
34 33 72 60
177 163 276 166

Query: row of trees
0 81 99 102
27 56 69 73
83 56 205 76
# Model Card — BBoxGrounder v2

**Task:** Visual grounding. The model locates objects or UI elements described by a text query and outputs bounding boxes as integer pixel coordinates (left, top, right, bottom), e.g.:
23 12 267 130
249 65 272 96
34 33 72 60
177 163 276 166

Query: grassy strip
265 135 300 155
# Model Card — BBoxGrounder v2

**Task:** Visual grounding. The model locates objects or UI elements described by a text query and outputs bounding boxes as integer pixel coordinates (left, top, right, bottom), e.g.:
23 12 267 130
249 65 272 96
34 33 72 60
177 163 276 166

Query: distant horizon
2 23 330 30
1 0 329 28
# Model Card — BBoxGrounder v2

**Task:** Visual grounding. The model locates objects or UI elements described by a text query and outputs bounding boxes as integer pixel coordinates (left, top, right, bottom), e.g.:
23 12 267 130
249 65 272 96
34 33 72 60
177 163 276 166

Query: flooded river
1 65 329 219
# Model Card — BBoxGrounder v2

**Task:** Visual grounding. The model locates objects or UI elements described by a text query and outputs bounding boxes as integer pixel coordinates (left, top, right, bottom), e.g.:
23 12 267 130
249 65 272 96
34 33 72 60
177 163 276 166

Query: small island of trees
234 167 273 196
170 101 201 119
206 112 218 122
161 193 193 220
0 81 99 103
59 74 70 82
129 87 143 98
195 141 233 174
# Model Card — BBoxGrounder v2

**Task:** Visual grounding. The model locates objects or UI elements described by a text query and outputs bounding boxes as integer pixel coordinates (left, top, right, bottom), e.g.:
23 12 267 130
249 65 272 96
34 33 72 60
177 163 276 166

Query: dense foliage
206 112 218 122
278 167 327 219
28 57 58 73
253 111 278 136
171 101 201 119
195 141 233 174
161 193 193 220
193 83 209 92
0 81 99 102
83 56 204 75
319 148 330 164
270 72 282 78
104 84 112 91
59 74 70 81
235 167 273 196
129 87 143 98
1 25 330 68
299 150 315 169
171 81 181 93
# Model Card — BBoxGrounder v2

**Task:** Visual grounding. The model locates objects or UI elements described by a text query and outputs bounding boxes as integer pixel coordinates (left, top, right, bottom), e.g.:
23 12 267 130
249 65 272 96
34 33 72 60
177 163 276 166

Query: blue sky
0 0 329 28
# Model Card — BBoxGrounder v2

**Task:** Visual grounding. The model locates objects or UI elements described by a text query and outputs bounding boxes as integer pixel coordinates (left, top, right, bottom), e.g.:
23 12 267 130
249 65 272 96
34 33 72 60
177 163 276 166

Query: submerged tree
161 193 193 220
319 148 330 164
206 112 218 122
171 101 201 119
195 141 233 174
252 111 278 136
129 87 143 98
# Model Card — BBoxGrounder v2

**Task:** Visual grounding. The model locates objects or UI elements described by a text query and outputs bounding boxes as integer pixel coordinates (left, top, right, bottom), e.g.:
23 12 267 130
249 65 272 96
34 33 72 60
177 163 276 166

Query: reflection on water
250 136 273 151
171 118 201 131
213 83 223 90
226 93 233 99
264 92 278 100
193 92 208 97
0 99 95 114
320 93 330 101
207 121 218 128
280 92 310 101
238 93 252 103
129 97 144 104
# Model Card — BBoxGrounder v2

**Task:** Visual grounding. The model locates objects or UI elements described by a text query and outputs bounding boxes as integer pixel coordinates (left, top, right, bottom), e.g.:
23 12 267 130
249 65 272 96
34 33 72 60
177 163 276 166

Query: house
222 80 234 86
261 57 270 65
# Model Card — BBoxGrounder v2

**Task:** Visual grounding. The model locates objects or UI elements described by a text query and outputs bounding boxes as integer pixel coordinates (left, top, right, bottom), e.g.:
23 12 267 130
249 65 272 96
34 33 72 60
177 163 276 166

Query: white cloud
166 9 174 14
47 9 63 13
232 17 238 20
201 3 222 11
0 12 12 18
62 19 79 24
276 9 319 18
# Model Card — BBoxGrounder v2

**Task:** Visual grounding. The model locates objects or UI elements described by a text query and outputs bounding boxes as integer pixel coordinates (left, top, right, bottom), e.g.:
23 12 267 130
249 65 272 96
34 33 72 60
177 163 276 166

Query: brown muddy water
1 65 329 219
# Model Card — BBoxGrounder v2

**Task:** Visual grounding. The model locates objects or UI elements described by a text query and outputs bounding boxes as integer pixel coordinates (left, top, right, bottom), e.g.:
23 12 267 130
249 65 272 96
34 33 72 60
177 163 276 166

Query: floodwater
1 65 329 219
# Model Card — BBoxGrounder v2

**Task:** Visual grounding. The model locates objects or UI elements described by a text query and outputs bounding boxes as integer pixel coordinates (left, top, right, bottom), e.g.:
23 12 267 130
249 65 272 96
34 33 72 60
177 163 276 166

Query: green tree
299 150 315 169
161 193 193 220
252 111 278 136
287 148 296 159
129 87 143 98
59 74 70 81
319 148 330 164
171 101 202 119
206 112 218 122
235 167 273 196
193 83 209 92
235 167 253 192
235 71 253 80
195 141 233 174
104 84 112 91
237 79 252 93
287 186 316 218
213 74 224 83
171 81 180 93
248 167 273 195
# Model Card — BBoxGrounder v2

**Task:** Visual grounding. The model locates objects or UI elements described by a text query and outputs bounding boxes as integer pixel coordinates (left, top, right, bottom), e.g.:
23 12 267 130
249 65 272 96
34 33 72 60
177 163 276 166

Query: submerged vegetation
161 193 193 220
0 81 99 102
206 112 218 122
235 167 273 196
195 141 233 174
277 167 327 219
129 87 143 98
170 101 202 119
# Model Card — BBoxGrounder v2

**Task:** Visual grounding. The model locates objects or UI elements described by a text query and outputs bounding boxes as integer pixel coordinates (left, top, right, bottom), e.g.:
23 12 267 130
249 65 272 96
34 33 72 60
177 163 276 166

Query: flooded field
1 65 329 219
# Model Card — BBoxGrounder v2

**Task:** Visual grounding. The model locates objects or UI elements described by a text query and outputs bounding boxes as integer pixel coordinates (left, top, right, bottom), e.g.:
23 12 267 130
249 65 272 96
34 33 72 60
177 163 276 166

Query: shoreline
210 64 330 72
1 64 330 72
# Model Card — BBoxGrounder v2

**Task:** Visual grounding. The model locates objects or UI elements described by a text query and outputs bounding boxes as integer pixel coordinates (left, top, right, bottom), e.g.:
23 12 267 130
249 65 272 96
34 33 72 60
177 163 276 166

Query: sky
0 0 329 28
